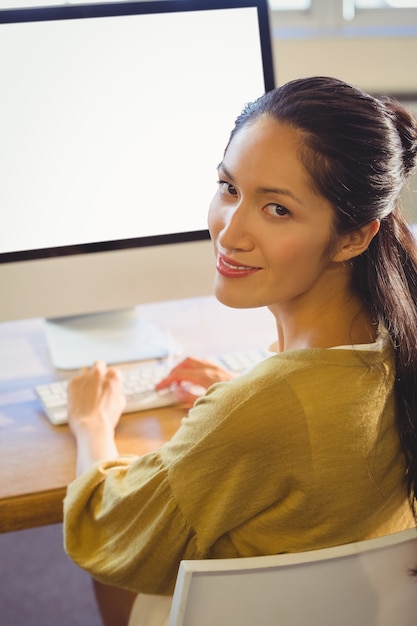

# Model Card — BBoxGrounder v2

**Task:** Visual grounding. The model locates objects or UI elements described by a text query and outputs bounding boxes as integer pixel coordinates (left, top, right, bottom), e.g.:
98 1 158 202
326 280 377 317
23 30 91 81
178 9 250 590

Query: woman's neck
269 292 377 353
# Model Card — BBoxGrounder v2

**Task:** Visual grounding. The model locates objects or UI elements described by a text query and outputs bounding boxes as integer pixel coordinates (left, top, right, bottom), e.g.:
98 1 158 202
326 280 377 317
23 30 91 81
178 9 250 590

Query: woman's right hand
156 357 233 408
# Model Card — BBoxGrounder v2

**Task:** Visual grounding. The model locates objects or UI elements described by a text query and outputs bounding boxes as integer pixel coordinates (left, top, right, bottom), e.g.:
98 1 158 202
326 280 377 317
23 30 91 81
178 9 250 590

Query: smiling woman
207 118 371 322
63 77 417 626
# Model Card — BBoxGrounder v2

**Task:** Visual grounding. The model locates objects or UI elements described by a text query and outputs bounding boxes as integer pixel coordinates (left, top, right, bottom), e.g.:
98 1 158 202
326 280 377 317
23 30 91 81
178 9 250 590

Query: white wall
273 35 417 94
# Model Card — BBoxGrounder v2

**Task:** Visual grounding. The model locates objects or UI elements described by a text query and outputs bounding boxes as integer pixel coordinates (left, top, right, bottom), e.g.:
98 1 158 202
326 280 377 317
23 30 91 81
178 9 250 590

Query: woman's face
208 116 344 314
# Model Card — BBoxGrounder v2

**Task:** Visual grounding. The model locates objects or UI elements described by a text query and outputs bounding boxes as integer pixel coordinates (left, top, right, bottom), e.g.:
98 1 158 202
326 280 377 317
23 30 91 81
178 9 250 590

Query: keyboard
35 349 271 425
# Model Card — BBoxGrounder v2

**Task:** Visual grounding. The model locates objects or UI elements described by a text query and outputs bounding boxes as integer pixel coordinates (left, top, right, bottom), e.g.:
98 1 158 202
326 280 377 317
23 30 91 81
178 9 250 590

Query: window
269 0 417 9
345 0 417 20
355 1 417 6
268 0 417 36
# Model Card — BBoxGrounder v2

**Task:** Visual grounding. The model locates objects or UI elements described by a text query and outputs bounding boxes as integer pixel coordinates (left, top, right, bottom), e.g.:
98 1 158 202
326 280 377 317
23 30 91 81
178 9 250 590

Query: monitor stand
44 308 181 370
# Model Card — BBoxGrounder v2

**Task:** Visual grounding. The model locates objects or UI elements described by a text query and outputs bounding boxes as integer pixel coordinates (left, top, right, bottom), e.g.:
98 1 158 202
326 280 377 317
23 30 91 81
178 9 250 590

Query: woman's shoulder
206 340 396 422
246 336 394 380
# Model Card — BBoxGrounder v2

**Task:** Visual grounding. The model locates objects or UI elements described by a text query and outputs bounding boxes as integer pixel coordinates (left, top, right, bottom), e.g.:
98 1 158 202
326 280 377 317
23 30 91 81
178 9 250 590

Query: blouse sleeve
64 452 204 595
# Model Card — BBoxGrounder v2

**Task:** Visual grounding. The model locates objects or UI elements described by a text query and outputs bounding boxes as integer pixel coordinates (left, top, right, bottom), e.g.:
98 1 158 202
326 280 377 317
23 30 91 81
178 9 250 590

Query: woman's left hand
67 360 126 434
67 361 126 475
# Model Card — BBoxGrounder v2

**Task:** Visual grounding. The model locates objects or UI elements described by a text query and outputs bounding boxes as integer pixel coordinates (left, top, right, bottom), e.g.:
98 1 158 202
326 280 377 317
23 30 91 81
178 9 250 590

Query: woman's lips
216 254 261 278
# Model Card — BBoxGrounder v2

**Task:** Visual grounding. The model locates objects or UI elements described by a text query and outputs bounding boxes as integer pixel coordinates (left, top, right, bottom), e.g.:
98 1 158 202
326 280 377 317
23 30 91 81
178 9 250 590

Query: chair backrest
168 528 417 626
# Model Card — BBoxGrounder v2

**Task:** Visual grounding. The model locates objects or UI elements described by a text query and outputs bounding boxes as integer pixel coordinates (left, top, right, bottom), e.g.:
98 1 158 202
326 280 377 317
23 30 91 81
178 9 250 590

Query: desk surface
0 297 274 533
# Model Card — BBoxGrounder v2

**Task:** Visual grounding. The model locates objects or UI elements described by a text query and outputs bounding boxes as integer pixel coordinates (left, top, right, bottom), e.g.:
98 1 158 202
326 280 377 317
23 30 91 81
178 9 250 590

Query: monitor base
44 308 181 370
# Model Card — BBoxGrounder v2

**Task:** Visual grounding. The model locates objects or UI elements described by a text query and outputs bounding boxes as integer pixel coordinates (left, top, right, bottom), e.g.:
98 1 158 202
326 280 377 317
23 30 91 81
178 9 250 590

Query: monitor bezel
0 0 275 265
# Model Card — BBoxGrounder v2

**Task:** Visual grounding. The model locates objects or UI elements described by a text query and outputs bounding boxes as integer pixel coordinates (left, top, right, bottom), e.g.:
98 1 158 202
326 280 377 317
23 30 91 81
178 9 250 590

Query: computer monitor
0 0 275 369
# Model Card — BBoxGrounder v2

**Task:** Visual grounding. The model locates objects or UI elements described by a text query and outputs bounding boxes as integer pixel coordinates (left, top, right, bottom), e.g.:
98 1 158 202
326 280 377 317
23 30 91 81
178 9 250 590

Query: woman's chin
213 280 260 310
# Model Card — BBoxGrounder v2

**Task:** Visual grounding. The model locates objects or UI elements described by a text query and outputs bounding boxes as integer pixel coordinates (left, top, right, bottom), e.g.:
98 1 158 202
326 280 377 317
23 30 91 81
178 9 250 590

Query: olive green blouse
64 336 414 595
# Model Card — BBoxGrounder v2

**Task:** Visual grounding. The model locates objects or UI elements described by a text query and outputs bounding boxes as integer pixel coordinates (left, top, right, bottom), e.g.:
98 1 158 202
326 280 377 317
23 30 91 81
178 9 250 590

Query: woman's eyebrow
217 162 234 180
217 162 304 206
257 185 304 206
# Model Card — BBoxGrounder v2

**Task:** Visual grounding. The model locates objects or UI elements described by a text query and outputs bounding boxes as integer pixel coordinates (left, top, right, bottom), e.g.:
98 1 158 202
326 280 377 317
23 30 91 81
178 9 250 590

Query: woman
64 76 417 626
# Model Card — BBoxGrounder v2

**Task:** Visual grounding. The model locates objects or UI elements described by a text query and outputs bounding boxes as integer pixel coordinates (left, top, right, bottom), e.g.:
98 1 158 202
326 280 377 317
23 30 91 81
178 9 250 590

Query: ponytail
354 209 417 515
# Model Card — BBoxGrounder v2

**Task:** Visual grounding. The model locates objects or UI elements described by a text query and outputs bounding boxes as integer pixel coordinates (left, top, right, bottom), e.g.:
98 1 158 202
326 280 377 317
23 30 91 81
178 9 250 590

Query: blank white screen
0 7 266 253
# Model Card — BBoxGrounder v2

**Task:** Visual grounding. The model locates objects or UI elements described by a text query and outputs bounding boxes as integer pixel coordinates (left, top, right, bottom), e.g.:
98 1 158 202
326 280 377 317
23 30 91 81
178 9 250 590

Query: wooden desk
0 297 275 533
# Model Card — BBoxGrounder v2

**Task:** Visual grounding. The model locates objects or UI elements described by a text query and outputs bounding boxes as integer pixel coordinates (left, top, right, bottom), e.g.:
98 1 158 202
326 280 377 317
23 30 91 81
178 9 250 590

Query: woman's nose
218 203 254 252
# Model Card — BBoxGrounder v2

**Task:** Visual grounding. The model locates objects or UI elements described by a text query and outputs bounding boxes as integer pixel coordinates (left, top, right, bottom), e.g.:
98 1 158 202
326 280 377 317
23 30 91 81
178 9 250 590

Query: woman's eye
264 203 289 217
217 180 238 196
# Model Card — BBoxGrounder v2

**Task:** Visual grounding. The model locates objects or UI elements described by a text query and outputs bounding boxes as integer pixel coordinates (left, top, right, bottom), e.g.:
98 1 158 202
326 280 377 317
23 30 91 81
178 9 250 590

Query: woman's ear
332 220 380 263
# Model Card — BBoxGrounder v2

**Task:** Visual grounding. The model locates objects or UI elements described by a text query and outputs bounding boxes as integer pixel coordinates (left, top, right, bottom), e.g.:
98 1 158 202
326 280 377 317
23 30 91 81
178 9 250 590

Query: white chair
168 528 417 626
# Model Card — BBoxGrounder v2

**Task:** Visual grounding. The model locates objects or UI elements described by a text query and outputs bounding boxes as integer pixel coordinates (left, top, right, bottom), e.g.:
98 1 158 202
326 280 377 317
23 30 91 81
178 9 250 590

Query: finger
156 367 206 389
160 365 232 389
156 372 182 389
105 366 122 383
175 357 218 370
92 360 108 376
